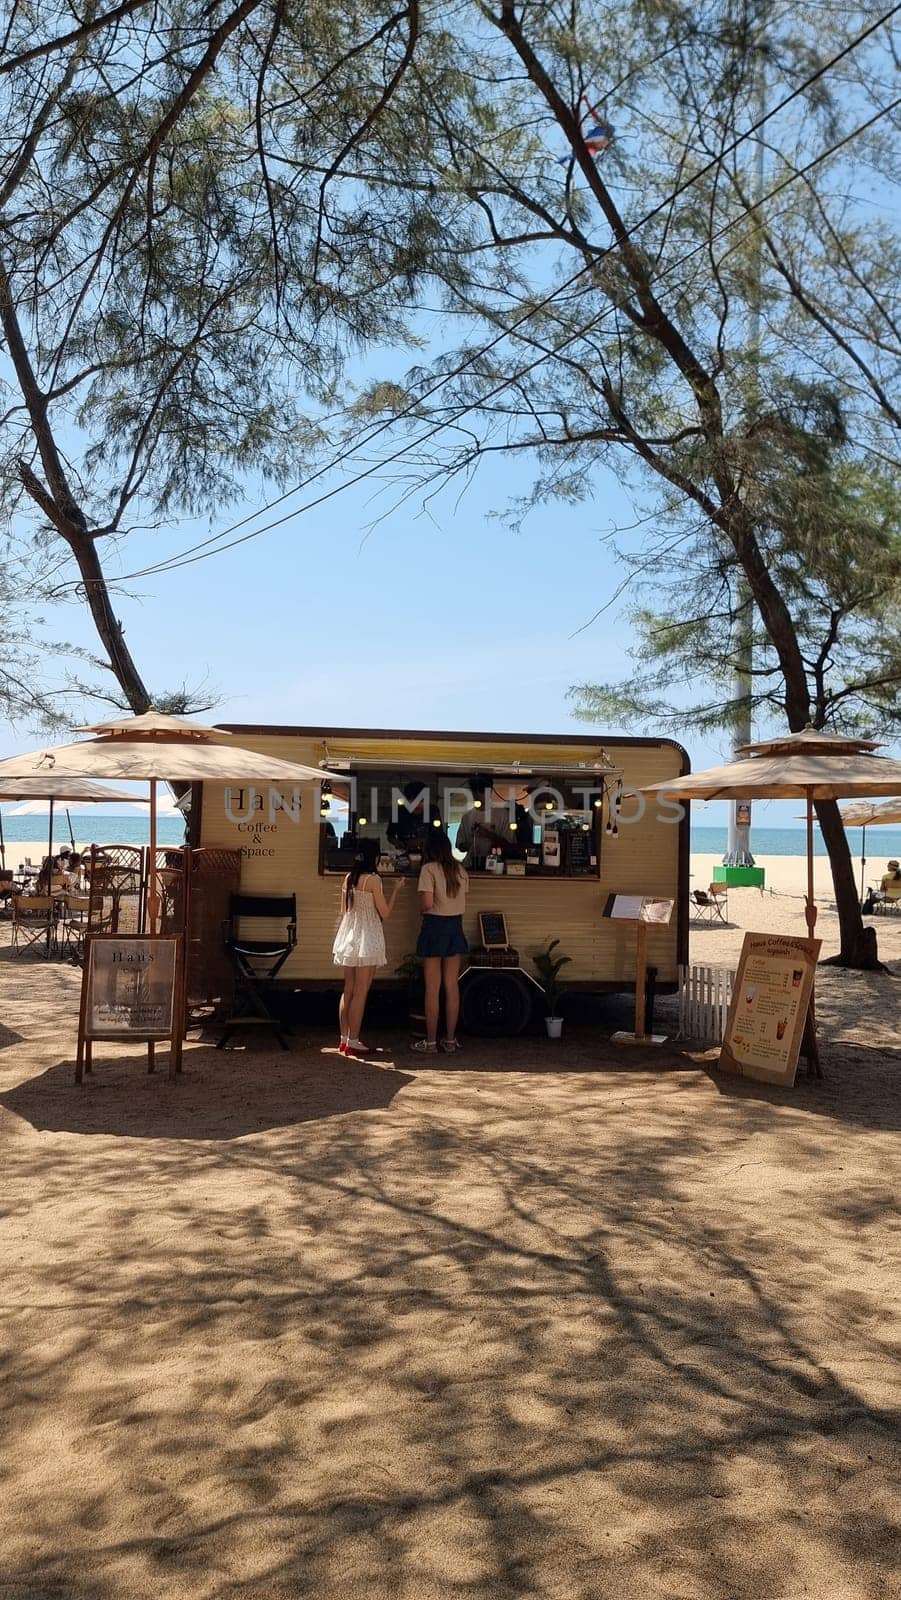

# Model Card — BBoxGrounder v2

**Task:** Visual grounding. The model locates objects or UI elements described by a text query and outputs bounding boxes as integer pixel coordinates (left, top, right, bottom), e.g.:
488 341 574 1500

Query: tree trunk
815 798 881 968
17 463 152 714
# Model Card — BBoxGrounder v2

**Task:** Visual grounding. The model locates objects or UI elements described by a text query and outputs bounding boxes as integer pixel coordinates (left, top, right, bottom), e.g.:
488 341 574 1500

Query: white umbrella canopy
0 709 339 927
4 798 148 815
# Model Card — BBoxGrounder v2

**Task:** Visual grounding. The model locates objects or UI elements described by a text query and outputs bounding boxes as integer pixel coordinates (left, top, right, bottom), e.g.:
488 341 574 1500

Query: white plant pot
545 1015 563 1039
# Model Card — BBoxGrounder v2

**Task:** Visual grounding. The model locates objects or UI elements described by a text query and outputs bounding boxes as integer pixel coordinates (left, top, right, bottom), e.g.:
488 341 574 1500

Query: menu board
479 911 509 948
604 894 674 924
719 933 820 1086
82 935 178 1039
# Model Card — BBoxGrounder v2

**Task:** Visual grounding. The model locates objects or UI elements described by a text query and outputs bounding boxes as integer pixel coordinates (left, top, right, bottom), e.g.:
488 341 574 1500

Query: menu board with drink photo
719 933 821 1086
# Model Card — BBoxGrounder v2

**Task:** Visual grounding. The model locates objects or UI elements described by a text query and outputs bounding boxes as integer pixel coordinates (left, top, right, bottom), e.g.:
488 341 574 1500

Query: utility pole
723 20 766 871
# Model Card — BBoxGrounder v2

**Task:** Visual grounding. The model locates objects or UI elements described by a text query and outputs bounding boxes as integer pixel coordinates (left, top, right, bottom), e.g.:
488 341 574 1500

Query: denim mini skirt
416 913 469 959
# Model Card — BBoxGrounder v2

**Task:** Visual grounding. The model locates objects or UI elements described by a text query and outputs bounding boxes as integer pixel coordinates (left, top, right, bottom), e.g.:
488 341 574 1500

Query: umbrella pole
805 792 817 935
860 823 867 905
147 778 159 933
66 807 76 852
0 807 5 871
46 797 55 955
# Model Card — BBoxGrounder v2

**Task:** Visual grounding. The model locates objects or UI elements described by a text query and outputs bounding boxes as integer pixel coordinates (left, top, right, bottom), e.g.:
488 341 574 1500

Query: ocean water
2 815 899 861
692 825 901 858
0 815 185 855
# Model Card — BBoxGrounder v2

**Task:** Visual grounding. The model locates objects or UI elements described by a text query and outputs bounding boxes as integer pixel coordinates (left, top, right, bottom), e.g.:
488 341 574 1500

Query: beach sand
0 874 899 1598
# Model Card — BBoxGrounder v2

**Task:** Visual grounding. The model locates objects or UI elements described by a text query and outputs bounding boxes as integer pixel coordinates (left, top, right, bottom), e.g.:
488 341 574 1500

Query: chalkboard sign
565 828 593 874
76 933 185 1082
478 910 509 948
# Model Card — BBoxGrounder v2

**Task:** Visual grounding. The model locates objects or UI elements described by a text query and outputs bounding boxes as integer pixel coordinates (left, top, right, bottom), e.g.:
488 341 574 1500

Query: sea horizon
2 814 900 860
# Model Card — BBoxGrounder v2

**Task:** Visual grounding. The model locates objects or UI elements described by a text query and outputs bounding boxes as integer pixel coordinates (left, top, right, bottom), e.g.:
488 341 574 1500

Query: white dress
332 878 387 968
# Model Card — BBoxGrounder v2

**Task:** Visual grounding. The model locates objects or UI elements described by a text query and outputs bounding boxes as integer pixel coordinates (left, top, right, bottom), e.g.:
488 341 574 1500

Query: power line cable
82 5 901 584
126 92 901 581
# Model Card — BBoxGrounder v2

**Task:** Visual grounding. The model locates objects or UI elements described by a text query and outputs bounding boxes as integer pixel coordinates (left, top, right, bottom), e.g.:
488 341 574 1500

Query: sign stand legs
612 917 669 1048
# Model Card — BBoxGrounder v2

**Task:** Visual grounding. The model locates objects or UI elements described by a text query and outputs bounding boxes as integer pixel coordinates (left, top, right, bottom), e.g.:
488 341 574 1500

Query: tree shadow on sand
0 1064 897 1600
0 1049 414 1141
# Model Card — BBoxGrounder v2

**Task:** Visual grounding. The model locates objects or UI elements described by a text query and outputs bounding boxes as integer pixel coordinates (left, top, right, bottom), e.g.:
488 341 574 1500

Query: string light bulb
432 817 442 828
357 816 368 827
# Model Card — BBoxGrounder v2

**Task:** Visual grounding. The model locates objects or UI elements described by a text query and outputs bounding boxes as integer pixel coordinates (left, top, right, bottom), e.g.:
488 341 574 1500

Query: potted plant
395 952 425 1026
533 939 571 1037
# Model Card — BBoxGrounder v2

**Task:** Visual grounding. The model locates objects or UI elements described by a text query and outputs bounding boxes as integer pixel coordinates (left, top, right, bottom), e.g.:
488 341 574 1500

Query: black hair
468 772 493 800
345 837 380 908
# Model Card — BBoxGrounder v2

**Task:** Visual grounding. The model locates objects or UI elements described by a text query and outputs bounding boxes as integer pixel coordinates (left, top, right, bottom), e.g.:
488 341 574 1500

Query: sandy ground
0 870 899 1599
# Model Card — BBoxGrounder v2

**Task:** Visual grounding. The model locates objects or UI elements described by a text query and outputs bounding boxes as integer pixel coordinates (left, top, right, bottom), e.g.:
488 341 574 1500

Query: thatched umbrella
641 728 901 935
0 710 339 930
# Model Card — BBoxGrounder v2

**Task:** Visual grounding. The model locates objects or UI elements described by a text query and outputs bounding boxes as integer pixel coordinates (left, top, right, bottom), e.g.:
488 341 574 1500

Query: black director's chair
217 894 297 1050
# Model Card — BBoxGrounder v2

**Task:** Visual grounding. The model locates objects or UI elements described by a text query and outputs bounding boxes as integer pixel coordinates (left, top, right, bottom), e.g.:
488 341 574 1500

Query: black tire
460 969 534 1037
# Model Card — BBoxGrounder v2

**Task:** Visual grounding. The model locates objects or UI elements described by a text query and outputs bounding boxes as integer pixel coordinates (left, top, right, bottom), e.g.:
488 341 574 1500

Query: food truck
192 725 689 1032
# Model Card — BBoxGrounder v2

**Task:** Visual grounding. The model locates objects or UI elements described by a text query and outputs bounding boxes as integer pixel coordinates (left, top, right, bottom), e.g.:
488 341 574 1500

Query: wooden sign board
478 910 509 948
604 894 674 924
76 933 185 1083
605 895 675 1047
719 933 821 1087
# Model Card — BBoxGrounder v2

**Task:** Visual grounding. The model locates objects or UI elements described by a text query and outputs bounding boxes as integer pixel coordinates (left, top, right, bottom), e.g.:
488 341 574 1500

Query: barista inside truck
387 781 441 853
456 775 522 868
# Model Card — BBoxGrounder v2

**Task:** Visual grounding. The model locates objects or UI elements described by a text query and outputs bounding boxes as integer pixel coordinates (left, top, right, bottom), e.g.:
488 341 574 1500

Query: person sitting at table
455 775 520 868
880 859 901 892
863 858 901 913
35 854 63 894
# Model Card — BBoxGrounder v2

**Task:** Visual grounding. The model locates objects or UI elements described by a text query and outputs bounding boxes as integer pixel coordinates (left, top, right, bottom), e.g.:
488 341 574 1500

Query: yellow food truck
191 724 689 1033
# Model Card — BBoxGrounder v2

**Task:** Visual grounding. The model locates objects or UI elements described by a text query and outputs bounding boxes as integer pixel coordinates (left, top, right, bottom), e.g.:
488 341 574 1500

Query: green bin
712 865 766 888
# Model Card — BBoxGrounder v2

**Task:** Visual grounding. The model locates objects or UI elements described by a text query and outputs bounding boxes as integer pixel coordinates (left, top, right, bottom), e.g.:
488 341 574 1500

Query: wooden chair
11 895 56 956
59 895 91 962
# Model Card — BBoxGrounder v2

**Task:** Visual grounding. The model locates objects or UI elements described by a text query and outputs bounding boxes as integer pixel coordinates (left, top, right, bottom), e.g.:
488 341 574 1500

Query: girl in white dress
332 840 404 1056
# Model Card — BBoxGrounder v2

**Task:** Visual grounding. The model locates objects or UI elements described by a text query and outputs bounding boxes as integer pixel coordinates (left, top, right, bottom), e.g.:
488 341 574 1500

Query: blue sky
3 434 850 831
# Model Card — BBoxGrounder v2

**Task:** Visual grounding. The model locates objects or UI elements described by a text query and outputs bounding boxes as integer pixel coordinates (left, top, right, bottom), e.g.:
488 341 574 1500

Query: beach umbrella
640 727 901 935
0 710 340 929
0 776 147 953
838 799 901 902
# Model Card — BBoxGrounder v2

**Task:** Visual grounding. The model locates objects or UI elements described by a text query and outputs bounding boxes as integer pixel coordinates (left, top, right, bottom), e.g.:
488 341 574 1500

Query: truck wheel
461 970 534 1037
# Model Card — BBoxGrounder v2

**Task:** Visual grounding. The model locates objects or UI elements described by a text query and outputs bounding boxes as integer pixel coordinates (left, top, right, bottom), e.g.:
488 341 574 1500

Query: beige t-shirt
418 860 469 916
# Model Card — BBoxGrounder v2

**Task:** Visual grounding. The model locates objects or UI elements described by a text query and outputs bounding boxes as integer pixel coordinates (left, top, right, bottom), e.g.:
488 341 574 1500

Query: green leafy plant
395 952 425 1017
533 940 572 1019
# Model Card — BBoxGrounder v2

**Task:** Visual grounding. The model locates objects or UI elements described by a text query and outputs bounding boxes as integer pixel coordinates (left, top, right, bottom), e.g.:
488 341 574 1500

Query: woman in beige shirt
414 830 469 1054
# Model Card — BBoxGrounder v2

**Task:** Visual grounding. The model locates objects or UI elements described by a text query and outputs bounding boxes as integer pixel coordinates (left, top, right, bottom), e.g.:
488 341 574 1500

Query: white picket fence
677 963 735 1043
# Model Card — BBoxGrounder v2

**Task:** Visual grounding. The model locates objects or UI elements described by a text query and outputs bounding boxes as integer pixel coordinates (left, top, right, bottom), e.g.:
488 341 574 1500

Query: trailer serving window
318 765 615 880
